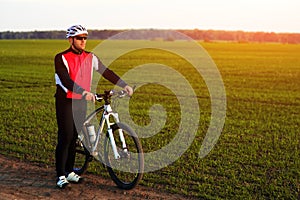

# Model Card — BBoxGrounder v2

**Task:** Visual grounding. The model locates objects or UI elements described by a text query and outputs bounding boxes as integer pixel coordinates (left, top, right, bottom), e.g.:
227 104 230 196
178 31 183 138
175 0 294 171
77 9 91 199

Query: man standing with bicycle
54 25 133 188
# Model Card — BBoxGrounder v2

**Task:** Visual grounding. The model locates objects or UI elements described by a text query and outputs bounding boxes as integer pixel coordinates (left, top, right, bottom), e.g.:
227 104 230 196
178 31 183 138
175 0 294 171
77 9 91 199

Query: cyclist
54 24 133 188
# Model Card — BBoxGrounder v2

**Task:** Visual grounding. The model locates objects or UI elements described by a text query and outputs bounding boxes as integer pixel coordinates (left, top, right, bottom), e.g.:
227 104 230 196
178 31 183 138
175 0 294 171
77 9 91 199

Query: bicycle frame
83 103 128 160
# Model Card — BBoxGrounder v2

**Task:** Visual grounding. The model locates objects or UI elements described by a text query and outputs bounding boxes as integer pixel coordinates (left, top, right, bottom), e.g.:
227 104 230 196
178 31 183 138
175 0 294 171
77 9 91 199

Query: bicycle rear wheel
74 138 92 175
104 122 144 190
73 107 103 175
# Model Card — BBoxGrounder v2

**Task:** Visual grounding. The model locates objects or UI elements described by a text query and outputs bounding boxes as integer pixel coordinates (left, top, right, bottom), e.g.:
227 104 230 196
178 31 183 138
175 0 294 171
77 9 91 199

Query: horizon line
0 28 299 34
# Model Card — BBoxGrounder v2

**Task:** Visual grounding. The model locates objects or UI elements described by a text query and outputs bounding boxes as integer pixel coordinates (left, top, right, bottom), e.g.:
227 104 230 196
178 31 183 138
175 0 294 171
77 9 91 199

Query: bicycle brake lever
95 94 103 101
117 90 126 98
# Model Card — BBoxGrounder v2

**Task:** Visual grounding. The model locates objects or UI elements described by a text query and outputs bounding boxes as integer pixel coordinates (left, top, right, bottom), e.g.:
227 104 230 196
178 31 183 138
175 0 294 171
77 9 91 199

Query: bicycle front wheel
104 122 144 190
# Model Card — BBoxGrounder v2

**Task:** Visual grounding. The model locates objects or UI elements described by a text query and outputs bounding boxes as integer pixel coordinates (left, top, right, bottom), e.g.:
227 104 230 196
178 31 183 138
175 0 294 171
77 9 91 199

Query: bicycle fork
104 105 128 160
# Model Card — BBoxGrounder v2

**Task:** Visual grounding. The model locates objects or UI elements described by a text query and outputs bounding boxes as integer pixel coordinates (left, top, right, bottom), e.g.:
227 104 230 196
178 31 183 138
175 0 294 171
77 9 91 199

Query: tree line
0 29 299 44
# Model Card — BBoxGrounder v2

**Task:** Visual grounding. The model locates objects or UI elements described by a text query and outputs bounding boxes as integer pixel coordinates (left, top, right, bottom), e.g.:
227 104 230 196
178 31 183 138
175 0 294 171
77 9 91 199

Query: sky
0 0 299 33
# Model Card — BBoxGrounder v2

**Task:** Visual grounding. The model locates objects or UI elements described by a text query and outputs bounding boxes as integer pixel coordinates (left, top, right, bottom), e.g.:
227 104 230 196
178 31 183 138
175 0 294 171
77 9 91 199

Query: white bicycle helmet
66 25 88 38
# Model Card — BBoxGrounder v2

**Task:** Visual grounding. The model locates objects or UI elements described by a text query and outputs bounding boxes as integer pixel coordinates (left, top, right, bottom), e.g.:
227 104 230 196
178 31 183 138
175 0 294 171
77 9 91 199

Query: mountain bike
74 89 144 190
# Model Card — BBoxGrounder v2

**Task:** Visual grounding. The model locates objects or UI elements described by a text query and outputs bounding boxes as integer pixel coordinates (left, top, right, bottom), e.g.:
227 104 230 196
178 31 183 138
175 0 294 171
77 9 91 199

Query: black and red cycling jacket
54 47 126 99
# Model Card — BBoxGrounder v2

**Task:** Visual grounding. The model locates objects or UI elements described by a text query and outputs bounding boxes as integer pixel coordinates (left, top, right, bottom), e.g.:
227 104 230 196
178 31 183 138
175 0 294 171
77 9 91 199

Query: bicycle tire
104 122 144 190
74 138 92 175
73 107 104 175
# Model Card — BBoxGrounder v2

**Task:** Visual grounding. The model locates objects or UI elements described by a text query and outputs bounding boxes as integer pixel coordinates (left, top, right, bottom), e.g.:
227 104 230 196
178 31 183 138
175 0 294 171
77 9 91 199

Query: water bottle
86 124 96 144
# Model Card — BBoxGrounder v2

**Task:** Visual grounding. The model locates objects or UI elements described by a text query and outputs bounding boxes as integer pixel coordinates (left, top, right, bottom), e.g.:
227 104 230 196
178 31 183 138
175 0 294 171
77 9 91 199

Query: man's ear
68 37 73 45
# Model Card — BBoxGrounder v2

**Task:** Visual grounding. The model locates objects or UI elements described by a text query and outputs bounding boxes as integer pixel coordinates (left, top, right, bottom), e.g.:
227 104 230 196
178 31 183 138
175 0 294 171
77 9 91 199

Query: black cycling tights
55 88 86 177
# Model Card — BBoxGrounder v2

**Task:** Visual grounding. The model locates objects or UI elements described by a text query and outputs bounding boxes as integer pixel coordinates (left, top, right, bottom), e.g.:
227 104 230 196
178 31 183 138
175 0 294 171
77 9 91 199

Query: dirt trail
0 154 191 200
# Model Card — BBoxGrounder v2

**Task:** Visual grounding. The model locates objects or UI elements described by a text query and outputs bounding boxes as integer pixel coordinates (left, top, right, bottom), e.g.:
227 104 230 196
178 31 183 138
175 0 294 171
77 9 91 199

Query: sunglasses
75 36 87 41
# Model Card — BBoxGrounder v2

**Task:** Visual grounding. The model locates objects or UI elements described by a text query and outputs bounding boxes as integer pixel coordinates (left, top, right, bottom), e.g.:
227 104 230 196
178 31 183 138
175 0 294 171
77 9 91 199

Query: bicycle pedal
87 155 94 162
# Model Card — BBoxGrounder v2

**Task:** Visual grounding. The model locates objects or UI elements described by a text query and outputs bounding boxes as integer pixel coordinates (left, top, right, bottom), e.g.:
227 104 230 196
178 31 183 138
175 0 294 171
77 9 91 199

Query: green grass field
0 40 299 199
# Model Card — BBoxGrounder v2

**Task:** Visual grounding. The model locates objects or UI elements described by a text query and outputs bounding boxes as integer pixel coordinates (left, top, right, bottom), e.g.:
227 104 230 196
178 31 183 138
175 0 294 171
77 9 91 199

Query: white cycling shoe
66 172 83 183
57 176 69 188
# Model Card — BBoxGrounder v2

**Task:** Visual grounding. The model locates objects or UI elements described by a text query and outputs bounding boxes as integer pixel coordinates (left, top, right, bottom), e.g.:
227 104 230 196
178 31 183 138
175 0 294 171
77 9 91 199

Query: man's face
69 34 87 51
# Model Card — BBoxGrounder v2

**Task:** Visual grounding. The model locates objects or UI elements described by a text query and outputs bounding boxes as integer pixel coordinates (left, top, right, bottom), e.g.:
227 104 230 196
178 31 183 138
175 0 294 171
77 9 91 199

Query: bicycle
74 89 144 190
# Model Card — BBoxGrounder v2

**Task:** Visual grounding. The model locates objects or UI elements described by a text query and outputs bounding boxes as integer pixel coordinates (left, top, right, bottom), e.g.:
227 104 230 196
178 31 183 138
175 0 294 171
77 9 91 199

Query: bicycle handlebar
95 90 128 102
